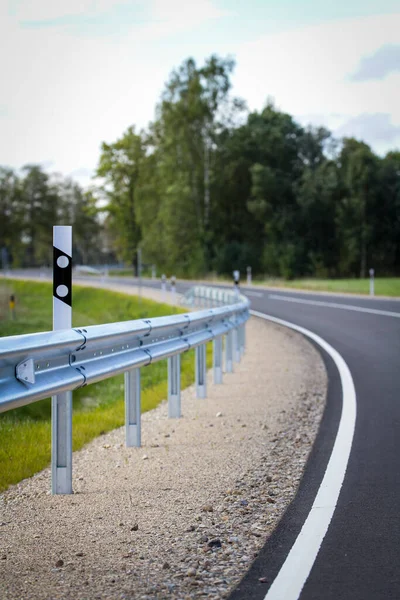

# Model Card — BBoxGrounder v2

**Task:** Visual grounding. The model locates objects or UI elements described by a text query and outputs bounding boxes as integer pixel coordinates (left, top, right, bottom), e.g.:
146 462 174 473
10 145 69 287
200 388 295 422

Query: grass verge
252 277 400 297
0 279 212 492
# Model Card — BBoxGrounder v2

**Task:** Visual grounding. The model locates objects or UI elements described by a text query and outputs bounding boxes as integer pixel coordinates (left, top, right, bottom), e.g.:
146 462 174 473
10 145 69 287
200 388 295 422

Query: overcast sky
0 0 399 187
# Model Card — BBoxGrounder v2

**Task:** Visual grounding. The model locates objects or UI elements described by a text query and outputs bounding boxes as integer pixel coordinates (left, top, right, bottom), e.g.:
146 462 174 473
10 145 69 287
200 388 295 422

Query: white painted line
249 310 357 600
269 294 400 319
244 290 264 298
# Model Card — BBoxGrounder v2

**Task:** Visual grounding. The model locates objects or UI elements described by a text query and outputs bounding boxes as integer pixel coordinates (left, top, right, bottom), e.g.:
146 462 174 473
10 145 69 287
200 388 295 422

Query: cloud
335 113 400 145
350 44 400 81
233 13 400 138
69 167 94 178
9 0 128 22
10 0 230 39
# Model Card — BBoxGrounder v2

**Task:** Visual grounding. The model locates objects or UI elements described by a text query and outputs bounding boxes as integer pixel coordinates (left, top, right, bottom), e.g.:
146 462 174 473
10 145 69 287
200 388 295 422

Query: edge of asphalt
229 310 356 600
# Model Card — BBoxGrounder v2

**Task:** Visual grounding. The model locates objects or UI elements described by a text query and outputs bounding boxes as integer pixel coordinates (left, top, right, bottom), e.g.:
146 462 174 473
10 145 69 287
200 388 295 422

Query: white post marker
161 274 166 296
152 264 156 280
247 265 252 285
369 268 375 296
52 226 73 495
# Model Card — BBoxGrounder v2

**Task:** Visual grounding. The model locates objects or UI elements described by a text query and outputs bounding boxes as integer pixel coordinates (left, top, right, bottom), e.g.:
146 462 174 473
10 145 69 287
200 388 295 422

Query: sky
0 0 399 187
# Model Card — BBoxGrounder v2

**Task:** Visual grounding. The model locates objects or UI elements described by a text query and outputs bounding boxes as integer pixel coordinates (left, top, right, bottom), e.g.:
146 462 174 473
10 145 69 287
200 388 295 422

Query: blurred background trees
1 55 399 279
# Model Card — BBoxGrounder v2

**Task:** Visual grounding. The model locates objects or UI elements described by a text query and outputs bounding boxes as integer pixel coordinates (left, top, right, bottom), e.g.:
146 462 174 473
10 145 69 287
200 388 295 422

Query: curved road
142 278 400 600
4 272 400 598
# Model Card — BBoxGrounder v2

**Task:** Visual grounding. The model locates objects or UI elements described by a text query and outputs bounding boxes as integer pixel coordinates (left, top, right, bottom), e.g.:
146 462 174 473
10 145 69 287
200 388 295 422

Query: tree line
1 55 399 279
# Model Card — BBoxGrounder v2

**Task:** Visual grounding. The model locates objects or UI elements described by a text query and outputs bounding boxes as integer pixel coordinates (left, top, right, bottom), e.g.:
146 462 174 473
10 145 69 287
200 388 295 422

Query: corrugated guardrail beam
0 286 249 494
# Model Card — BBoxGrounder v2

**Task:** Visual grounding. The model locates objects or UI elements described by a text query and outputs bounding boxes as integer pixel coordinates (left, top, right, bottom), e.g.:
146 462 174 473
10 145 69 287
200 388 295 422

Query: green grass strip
0 279 212 492
253 277 400 297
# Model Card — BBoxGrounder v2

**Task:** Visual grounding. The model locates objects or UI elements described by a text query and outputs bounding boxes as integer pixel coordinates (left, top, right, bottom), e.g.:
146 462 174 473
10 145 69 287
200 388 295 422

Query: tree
336 139 379 277
96 127 146 266
20 165 59 266
0 167 23 267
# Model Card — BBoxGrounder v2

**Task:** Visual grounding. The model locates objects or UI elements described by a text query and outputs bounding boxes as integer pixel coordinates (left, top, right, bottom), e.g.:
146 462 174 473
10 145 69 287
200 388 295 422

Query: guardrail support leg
213 336 223 384
225 330 233 373
196 344 207 398
168 355 181 418
51 391 73 495
125 368 141 447
240 324 245 357
234 327 241 363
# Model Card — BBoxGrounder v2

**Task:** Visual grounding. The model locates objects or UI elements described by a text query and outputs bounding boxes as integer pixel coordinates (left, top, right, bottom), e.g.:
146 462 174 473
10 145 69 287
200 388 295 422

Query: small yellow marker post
9 294 15 320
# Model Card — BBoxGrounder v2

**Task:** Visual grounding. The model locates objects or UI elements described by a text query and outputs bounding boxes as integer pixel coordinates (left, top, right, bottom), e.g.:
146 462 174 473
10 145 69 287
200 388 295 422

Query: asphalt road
4 271 400 598
87 275 400 599
146 277 400 600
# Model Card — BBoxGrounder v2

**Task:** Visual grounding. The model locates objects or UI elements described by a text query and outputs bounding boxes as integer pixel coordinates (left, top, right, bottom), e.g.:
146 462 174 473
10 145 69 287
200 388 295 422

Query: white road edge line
243 291 264 298
269 294 400 318
249 310 357 600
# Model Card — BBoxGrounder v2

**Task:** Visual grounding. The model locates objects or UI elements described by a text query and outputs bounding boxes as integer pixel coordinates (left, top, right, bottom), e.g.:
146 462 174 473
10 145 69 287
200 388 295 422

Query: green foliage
2 55 400 280
0 280 212 491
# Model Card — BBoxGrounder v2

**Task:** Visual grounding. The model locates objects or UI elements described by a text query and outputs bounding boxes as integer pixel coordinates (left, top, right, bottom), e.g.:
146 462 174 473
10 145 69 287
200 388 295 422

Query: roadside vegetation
0 280 211 492
253 277 400 297
1 56 399 284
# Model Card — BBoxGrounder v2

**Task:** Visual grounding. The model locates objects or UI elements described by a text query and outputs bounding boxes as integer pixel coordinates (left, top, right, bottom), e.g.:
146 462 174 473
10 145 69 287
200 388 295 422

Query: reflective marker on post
9 295 15 320
52 226 73 495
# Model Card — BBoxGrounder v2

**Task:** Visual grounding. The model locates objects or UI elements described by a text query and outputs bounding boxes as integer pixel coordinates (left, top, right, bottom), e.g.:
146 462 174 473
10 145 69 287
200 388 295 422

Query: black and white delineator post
52 226 73 495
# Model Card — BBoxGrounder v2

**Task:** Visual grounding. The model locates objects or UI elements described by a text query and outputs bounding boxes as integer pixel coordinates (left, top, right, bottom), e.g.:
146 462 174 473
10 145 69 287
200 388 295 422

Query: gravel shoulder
0 285 327 600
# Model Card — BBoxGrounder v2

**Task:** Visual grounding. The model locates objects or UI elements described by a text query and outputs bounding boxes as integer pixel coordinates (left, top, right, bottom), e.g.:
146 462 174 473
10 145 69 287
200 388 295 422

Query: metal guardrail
0 286 250 493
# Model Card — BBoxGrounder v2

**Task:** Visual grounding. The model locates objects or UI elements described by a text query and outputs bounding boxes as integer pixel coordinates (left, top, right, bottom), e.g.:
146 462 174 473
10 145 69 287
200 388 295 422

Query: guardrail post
125 368 141 446
225 329 233 373
234 323 241 363
196 344 207 398
168 355 181 417
213 336 223 384
52 225 73 495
